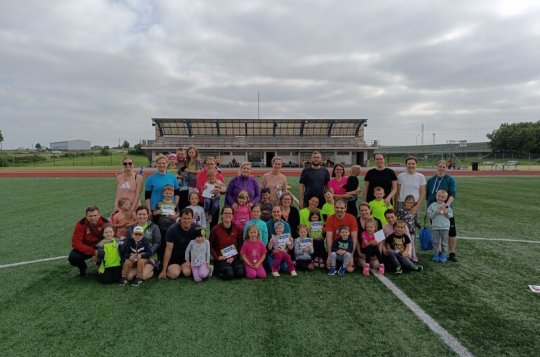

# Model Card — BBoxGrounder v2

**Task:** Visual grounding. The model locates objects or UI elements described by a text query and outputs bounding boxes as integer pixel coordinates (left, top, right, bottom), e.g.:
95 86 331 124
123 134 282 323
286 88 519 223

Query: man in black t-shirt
364 154 398 204
299 151 330 209
158 208 199 280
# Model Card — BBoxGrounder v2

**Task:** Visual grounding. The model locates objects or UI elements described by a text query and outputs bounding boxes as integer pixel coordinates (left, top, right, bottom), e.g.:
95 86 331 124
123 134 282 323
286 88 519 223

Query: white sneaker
272 271 280 277
290 270 297 277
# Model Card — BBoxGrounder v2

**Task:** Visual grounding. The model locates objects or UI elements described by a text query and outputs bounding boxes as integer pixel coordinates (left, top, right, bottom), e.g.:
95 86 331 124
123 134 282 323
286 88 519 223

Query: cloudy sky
1 0 540 149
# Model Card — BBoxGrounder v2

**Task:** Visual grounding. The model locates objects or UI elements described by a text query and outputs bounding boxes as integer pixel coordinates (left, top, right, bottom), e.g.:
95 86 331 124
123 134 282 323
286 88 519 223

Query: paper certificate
202 184 215 198
374 229 386 243
221 245 238 259
529 285 540 293
277 234 290 249
300 238 312 250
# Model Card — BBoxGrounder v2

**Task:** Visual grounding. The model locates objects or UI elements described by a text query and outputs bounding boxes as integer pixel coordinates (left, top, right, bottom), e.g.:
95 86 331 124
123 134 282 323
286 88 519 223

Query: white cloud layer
1 0 539 148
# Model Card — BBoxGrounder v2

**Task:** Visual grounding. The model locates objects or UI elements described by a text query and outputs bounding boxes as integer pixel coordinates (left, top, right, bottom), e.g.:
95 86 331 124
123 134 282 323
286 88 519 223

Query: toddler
294 224 315 271
243 204 269 245
202 169 224 224
369 186 393 225
267 221 297 277
359 219 384 276
384 220 423 274
308 209 326 268
185 227 212 282
112 197 136 241
427 189 453 263
96 224 122 284
119 225 152 287
187 191 207 229
328 225 354 276
259 188 273 222
154 185 179 239
240 225 267 279
233 190 252 230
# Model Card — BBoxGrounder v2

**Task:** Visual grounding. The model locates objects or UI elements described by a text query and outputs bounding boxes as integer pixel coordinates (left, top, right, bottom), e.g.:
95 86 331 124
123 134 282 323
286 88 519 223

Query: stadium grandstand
141 118 377 167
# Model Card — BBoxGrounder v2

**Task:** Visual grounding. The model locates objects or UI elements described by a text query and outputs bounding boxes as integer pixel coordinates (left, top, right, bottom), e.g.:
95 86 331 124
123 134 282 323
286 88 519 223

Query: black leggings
68 249 93 273
215 258 245 280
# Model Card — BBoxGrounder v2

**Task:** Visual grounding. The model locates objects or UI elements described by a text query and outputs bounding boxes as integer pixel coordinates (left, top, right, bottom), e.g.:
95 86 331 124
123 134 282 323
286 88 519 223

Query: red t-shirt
325 213 358 241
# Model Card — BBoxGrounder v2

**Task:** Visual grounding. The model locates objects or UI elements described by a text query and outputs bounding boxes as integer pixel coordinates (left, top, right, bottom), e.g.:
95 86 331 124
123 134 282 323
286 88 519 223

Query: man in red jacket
68 205 108 277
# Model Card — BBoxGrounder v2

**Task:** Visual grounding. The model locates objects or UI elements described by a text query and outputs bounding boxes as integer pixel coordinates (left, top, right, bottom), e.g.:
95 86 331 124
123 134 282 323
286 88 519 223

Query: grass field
1 176 539 356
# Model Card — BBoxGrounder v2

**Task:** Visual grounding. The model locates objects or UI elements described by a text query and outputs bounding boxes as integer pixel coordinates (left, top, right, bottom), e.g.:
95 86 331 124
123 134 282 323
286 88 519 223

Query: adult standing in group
328 164 348 200
209 206 245 280
68 206 108 278
396 156 426 213
324 199 358 272
145 154 180 218
226 161 261 206
260 157 288 204
114 156 144 214
299 151 330 209
124 206 161 280
175 148 189 210
426 160 458 262
159 208 199 280
279 192 300 238
364 153 398 205
396 156 426 262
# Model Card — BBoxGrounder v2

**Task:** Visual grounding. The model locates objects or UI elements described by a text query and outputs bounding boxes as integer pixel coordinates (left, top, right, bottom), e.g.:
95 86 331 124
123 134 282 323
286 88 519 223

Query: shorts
449 216 457 237
169 255 186 266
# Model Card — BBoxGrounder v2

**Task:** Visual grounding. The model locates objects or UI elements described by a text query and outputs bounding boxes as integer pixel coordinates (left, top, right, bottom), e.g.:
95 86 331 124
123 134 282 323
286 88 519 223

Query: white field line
459 236 540 244
373 271 474 357
0 256 67 269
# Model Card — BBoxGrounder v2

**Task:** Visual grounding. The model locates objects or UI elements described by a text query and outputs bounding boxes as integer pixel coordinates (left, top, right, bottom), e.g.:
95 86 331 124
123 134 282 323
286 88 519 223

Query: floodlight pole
258 92 260 119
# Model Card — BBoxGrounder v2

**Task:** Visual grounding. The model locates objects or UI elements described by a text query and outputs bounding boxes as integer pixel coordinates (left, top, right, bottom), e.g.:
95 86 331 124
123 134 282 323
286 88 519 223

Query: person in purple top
225 161 261 206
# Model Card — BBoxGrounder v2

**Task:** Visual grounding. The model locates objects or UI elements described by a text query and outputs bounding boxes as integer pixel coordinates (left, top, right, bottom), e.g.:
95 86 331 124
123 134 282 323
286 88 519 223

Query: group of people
68 149 458 285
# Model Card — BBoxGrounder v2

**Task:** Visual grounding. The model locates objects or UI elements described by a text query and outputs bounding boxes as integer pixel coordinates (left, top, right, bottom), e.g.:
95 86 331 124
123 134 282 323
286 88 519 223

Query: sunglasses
123 162 133 166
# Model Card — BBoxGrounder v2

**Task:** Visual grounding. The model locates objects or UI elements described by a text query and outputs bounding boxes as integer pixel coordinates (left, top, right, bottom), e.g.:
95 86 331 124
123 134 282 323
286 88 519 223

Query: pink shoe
363 263 370 276
378 264 385 275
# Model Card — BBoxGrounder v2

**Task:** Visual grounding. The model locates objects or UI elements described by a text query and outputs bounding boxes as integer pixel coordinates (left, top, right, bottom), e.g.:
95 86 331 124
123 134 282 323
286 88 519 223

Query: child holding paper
358 218 384 276
294 224 315 271
202 169 224 224
267 221 297 277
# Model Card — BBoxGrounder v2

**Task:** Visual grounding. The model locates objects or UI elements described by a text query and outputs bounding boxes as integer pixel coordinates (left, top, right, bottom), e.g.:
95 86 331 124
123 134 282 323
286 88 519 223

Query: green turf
1 176 539 355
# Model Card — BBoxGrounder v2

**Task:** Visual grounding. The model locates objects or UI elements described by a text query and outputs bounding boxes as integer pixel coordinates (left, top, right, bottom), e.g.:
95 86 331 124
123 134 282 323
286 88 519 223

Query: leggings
245 264 266 279
272 251 294 273
192 264 210 282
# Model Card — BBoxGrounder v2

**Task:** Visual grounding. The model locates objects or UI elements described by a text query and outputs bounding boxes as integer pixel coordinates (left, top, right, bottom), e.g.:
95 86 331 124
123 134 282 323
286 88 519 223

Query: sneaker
412 256 419 263
131 278 143 287
432 252 439 262
449 252 458 262
272 271 280 277
416 264 424 272
290 270 297 277
378 264 385 275
328 267 337 276
363 263 370 277
338 266 346 276
439 254 447 263
395 266 402 274
118 278 128 286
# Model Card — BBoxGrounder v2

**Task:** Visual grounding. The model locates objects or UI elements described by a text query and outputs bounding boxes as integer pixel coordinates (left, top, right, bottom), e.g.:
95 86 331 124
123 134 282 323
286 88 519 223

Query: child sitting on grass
294 224 315 271
267 221 297 277
112 197 136 241
427 189 453 263
240 225 267 280
328 225 354 277
96 224 122 284
185 227 212 282
119 225 152 287
383 220 423 274
358 218 384 276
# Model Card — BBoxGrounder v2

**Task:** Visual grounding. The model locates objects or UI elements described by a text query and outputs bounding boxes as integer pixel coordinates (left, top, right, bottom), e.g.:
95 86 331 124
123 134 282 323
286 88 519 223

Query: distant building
141 118 377 167
50 139 91 151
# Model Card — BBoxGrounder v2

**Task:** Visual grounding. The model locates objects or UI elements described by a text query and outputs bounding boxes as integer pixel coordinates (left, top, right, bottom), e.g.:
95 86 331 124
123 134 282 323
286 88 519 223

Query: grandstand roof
151 118 367 137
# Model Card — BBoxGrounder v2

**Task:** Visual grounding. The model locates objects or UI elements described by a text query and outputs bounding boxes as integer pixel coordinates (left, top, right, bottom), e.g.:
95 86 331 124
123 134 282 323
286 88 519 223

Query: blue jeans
204 197 220 216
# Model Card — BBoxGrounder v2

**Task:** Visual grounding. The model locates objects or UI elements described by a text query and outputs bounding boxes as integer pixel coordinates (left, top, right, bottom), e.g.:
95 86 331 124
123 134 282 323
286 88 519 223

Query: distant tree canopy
35 143 42 149
487 121 540 153
0 129 4 145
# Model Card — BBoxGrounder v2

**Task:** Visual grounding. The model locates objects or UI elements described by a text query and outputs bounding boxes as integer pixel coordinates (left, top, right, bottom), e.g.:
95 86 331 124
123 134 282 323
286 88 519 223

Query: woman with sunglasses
114 156 144 214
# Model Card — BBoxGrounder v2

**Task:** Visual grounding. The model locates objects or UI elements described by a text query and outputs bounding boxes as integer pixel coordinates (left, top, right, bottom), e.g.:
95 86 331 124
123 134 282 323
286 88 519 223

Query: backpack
419 217 433 251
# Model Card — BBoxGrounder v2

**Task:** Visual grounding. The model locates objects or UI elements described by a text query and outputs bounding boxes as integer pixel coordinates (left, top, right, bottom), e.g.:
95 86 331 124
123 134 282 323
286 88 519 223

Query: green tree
487 121 540 153
35 143 42 150
0 129 4 149
122 140 130 149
